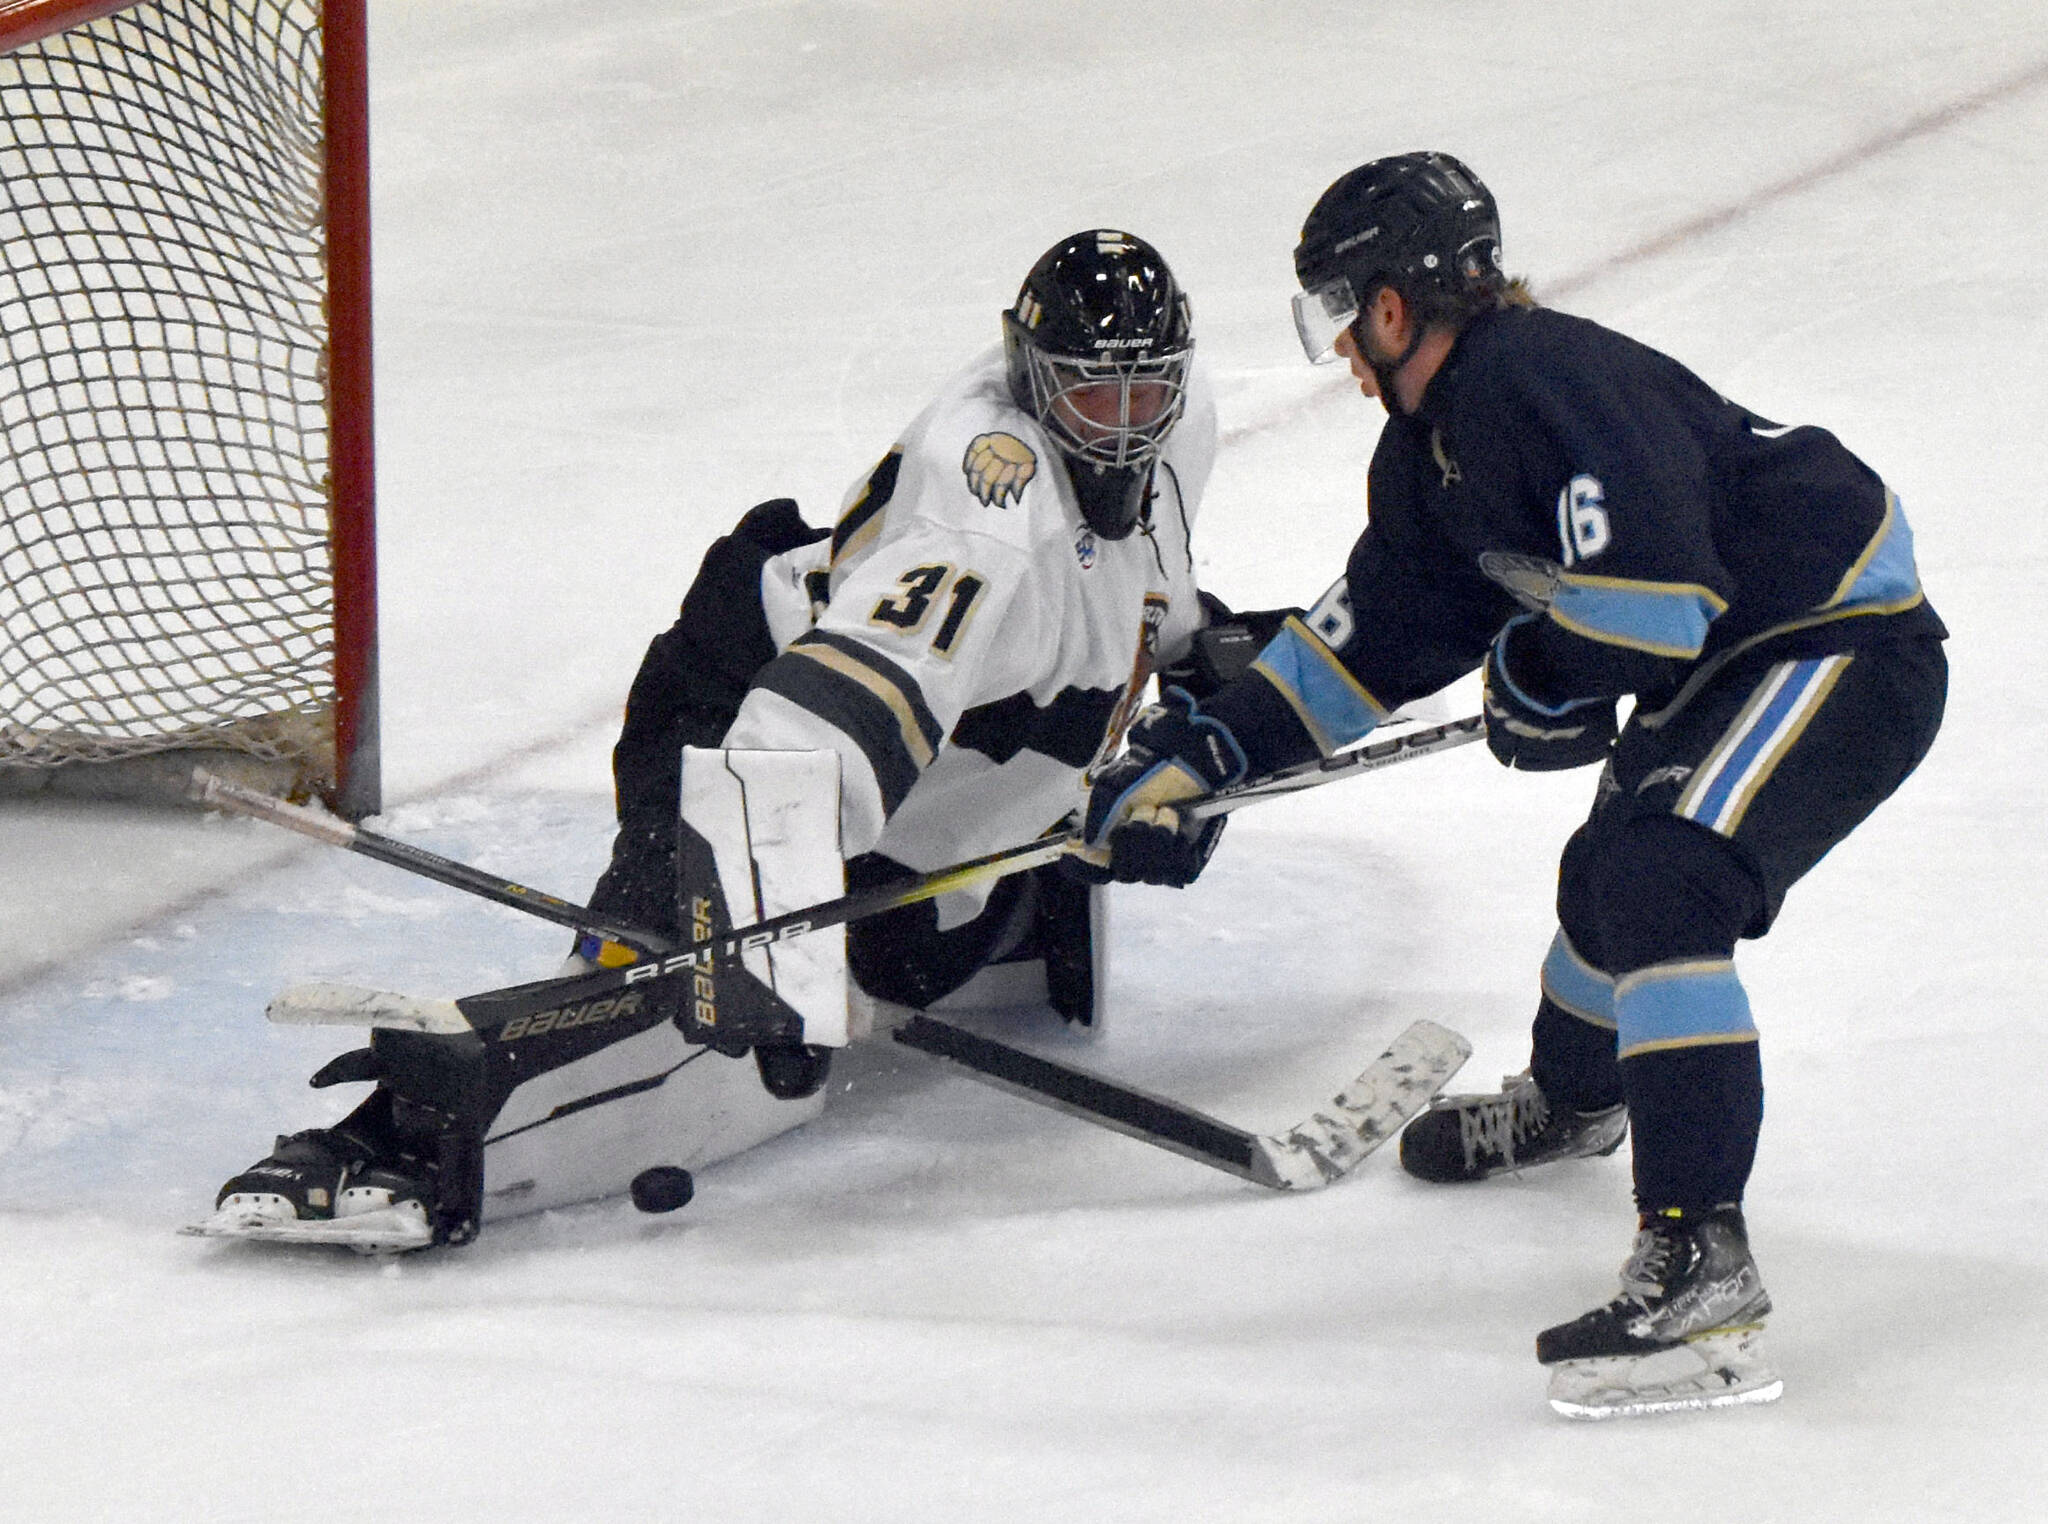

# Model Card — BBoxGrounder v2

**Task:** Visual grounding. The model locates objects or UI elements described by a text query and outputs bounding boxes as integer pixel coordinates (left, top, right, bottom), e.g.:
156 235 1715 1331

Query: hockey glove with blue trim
1482 616 1618 771
1066 687 1248 887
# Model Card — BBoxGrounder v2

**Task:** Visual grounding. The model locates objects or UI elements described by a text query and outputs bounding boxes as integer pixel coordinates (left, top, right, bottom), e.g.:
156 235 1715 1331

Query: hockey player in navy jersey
204 230 1268 1249
1076 153 1946 1416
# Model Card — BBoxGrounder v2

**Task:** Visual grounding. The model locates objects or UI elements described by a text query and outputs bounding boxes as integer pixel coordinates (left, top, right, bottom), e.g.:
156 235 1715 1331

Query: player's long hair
1404 272 1538 329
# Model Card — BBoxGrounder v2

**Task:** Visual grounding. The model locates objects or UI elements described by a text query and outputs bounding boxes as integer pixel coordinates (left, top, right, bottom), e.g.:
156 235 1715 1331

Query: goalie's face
1027 349 1189 469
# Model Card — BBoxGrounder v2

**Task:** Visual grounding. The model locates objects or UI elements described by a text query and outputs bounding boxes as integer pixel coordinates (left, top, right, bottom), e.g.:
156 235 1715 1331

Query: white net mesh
0 0 339 784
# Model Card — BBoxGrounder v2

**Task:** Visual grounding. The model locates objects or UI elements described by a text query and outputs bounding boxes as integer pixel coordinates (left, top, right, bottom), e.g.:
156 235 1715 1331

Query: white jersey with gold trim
725 345 1216 919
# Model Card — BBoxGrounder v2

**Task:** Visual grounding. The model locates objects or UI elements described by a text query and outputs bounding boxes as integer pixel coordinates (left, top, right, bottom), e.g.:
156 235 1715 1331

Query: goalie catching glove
1481 615 1618 772
1067 687 1246 887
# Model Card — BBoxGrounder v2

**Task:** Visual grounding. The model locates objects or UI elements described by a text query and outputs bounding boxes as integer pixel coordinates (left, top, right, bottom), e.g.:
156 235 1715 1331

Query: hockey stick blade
1250 1018 1473 1186
267 981 469 1034
891 1015 1469 1191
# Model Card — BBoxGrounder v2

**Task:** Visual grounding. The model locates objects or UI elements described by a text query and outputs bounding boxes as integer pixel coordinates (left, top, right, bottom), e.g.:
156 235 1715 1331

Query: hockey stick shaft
188 768 677 954
258 716 1479 1035
620 714 1484 973
1183 713 1483 820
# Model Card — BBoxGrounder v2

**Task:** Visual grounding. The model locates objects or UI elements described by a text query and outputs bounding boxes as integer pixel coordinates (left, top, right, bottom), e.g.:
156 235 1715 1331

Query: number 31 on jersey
870 562 987 658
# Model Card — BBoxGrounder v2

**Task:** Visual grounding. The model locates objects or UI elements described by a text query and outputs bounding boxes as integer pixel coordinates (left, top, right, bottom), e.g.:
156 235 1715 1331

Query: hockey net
0 0 377 813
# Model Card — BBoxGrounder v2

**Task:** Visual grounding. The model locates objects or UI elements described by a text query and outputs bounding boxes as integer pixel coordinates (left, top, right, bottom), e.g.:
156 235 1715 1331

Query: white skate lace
1618 1224 1679 1301
1457 1074 1548 1170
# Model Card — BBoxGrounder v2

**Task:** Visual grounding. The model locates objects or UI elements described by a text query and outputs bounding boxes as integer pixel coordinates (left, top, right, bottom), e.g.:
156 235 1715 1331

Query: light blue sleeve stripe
1835 496 1922 609
1540 929 1616 1028
1549 578 1723 658
1615 960 1756 1057
1250 622 1388 753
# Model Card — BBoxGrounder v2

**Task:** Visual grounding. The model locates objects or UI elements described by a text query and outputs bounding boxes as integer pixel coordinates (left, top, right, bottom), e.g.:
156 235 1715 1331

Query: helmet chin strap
1350 309 1428 416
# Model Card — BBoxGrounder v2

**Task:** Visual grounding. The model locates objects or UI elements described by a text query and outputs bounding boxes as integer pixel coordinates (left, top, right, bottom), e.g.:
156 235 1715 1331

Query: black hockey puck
630 1165 695 1214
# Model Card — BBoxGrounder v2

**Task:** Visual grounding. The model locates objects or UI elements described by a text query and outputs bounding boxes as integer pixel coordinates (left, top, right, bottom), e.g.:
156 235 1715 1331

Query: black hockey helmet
1290 151 1504 362
1003 230 1193 539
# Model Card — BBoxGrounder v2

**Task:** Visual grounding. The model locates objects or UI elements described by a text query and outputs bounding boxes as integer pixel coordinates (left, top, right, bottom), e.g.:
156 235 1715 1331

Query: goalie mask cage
0 0 378 816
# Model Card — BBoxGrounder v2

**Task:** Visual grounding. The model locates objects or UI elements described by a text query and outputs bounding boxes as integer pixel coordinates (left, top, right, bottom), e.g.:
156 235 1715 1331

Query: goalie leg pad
233 988 828 1241
1037 866 1107 1029
681 746 850 1047
478 1016 824 1223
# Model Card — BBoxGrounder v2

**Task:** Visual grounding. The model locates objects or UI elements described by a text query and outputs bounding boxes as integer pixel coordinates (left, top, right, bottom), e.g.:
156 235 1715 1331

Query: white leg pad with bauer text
681 747 850 1047
480 1026 824 1222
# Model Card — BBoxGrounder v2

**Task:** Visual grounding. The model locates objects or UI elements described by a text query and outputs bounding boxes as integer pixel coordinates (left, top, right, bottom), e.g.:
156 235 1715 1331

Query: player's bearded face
1333 326 1383 399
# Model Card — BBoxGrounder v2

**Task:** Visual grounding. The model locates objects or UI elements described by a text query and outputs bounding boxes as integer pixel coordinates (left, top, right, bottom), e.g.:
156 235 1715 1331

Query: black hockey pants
1529 635 1946 1211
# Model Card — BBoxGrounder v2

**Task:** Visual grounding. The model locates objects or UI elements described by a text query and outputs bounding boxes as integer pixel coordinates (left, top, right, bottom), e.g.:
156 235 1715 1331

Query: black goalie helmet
1003 230 1193 539
1290 151 1504 363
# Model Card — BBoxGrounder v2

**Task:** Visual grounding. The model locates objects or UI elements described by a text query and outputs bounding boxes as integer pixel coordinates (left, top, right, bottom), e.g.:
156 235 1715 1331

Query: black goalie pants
846 855 1098 1024
1529 636 1946 1211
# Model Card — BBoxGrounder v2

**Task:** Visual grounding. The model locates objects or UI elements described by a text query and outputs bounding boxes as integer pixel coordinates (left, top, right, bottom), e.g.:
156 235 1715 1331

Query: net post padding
0 0 380 816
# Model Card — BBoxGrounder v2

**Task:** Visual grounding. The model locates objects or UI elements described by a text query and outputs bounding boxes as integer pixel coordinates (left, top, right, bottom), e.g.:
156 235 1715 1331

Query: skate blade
182 1201 433 1255
1546 1325 1783 1420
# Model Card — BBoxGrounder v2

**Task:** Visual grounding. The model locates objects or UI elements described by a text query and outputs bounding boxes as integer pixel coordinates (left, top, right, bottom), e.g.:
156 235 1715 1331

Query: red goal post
0 0 378 816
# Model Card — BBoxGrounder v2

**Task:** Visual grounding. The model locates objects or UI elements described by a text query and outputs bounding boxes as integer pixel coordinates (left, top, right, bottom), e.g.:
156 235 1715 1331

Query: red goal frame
0 0 380 816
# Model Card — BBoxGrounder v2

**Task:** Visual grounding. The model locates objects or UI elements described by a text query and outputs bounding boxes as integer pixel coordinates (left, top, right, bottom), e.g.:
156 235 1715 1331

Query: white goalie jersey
724 345 1217 918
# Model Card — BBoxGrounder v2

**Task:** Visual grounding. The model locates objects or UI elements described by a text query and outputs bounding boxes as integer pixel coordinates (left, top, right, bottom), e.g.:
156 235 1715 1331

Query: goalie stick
260 830 1081 1035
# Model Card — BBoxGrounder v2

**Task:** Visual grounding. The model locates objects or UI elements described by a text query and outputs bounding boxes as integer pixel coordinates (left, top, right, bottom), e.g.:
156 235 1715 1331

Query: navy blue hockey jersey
1210 305 1945 770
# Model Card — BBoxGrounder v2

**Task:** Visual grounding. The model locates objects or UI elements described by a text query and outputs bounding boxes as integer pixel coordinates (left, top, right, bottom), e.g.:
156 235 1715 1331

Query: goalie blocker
202 748 1105 1248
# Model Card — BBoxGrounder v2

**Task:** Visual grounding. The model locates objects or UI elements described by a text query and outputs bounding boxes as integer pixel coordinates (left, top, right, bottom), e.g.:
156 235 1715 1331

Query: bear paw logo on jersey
1073 527 1097 569
962 432 1036 508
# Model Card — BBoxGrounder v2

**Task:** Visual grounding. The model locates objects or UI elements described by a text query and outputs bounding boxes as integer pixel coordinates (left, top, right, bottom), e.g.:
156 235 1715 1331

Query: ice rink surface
3 3 2045 1519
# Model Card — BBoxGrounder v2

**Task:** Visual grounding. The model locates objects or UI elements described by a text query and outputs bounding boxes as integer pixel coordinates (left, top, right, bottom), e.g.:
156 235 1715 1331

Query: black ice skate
1537 1206 1782 1419
1397 1070 1626 1182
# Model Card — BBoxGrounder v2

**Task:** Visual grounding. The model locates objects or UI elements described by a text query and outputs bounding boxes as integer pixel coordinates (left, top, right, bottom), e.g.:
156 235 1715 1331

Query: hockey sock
1529 936 1623 1113
1620 1036 1763 1211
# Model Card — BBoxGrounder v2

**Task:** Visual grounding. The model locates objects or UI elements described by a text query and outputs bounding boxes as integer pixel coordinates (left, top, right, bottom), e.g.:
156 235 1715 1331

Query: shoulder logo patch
963 432 1036 507
1477 550 1562 611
